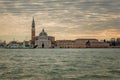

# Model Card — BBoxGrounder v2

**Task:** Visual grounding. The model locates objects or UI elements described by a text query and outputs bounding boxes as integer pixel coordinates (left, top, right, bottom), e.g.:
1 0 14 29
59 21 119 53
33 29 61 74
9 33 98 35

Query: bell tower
31 17 35 46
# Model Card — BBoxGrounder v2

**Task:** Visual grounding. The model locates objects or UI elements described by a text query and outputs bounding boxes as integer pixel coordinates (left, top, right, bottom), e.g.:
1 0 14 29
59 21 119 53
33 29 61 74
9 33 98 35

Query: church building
31 17 54 48
35 29 51 48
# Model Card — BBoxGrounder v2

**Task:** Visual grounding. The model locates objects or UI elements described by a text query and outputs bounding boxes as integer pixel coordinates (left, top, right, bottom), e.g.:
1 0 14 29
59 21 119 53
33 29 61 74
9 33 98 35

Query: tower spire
32 17 35 28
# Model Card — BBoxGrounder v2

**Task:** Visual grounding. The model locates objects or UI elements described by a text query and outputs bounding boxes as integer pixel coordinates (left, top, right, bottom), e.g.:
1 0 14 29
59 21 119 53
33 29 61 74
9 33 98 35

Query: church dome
39 29 48 37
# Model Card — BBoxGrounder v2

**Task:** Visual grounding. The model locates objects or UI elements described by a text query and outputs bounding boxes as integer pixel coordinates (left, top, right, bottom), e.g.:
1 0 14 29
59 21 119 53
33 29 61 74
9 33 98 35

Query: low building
117 38 120 42
23 41 31 48
74 39 98 48
48 36 55 48
87 42 110 48
56 39 110 48
116 38 120 46
56 40 75 48
6 41 23 48
48 36 55 42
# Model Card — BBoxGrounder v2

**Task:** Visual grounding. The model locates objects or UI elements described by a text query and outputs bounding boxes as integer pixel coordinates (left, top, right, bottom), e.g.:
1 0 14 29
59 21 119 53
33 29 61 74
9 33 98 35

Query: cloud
0 0 120 41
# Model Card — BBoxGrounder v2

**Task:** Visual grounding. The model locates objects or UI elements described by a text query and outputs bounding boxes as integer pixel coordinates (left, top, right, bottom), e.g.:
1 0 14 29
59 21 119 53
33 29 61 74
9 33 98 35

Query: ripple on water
0 49 120 80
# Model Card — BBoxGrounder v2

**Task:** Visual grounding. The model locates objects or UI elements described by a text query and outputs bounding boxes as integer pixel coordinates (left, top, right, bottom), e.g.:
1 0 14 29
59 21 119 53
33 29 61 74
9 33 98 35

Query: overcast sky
0 0 120 42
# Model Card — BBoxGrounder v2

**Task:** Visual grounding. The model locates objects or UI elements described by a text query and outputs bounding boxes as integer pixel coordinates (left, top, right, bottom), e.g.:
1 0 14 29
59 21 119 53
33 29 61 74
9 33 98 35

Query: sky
0 0 120 42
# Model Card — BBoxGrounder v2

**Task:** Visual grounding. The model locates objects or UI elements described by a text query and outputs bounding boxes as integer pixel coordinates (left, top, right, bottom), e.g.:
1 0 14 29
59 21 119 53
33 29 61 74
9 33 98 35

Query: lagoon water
0 49 120 80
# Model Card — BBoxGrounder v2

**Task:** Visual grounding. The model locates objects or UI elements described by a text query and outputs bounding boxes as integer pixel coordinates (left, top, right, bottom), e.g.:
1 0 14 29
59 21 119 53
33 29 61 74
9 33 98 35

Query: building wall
31 28 35 45
74 39 98 48
48 36 55 42
36 39 51 48
89 42 110 48
56 39 109 48
56 40 75 48
117 38 120 42
116 38 120 46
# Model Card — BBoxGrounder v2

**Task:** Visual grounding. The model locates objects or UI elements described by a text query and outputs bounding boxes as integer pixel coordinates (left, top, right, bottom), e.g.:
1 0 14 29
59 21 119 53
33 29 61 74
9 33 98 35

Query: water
0 49 120 80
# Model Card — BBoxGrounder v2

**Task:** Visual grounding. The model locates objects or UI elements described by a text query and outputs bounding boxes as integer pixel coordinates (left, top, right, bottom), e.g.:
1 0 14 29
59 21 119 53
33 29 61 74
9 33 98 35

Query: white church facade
35 29 51 48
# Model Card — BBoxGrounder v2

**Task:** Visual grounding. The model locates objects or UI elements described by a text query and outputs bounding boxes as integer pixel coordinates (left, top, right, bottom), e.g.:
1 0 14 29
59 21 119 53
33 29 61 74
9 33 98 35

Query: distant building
110 38 116 46
87 42 110 48
74 39 98 48
35 29 51 48
29 17 112 48
6 41 23 48
116 38 120 46
48 36 55 48
117 38 120 43
48 36 55 42
23 41 31 48
111 38 116 42
55 39 109 48
56 40 75 48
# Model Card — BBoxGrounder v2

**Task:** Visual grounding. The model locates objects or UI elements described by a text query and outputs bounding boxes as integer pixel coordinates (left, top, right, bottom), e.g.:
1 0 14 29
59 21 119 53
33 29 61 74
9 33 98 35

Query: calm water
0 49 120 80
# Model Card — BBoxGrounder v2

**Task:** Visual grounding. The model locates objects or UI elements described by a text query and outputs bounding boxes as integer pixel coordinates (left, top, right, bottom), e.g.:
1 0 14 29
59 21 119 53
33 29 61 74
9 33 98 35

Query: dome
39 29 48 37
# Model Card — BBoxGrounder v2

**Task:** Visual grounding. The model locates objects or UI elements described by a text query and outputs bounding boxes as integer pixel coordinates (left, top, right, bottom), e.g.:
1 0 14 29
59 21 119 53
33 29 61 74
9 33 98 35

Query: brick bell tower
31 17 35 46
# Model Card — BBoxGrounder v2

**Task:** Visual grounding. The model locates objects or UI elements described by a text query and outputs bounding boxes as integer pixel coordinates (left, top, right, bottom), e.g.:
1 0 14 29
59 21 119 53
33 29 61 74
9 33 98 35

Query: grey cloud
0 0 120 36
0 0 119 15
